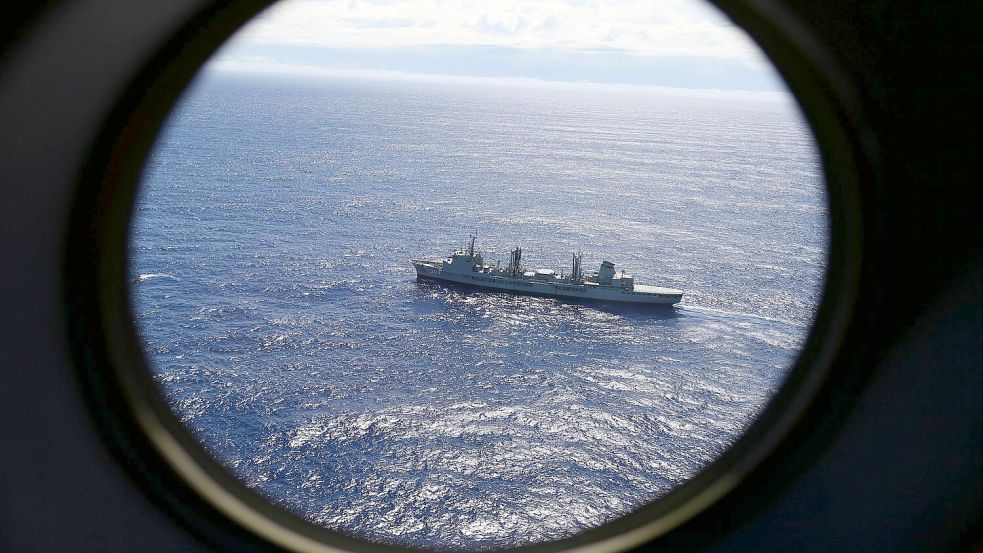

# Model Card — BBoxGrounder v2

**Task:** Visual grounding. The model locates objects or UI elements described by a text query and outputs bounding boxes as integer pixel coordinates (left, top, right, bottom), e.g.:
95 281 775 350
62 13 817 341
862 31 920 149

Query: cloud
337 17 420 28
211 0 785 91
228 0 766 62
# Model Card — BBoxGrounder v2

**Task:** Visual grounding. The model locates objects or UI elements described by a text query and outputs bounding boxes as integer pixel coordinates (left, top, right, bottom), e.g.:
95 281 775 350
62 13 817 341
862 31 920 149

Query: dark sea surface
130 69 827 550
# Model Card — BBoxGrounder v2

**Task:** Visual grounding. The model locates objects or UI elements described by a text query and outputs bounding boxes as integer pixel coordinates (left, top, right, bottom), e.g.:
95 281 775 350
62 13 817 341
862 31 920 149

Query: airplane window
128 0 828 550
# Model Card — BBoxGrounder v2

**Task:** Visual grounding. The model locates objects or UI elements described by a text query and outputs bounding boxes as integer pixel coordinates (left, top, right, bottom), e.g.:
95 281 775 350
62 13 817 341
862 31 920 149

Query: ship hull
413 262 682 306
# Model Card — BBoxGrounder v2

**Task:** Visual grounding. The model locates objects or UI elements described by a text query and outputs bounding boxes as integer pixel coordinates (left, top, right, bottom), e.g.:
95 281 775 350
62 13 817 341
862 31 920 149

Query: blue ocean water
130 69 827 550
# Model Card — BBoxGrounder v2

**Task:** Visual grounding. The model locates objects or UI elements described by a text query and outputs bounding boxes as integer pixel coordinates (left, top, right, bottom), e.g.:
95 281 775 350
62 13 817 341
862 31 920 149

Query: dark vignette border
64 1 872 552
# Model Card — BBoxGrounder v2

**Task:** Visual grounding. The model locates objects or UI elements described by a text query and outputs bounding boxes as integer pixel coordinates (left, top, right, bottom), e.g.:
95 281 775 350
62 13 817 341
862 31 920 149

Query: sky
207 0 787 92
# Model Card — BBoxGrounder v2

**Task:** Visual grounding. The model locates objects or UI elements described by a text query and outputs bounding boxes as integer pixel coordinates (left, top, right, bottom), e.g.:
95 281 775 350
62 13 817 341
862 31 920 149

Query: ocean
130 69 827 550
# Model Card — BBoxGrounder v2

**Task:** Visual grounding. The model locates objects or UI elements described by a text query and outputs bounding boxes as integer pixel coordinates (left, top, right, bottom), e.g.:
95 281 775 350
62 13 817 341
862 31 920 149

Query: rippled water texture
131 71 827 549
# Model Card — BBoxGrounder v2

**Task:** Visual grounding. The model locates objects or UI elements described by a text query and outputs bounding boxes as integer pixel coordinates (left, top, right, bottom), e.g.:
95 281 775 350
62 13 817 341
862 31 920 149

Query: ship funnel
598 260 615 285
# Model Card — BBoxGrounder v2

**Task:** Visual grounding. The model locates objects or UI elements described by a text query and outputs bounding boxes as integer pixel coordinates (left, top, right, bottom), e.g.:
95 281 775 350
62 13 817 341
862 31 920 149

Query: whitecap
135 272 180 282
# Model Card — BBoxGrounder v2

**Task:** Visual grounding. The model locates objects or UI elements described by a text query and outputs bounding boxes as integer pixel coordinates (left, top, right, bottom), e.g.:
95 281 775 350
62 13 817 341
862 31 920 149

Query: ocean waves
131 71 826 549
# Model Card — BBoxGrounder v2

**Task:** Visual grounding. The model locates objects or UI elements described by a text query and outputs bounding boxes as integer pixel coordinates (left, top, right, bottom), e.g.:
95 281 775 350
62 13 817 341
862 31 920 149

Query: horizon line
202 58 795 99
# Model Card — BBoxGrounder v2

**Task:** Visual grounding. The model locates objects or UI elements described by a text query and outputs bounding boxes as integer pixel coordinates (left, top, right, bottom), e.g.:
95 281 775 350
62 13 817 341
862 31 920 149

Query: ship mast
571 251 583 283
468 232 476 257
507 246 522 276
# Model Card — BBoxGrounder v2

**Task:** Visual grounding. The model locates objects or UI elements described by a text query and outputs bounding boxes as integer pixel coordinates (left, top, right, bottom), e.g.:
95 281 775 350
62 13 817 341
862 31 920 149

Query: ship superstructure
411 235 683 305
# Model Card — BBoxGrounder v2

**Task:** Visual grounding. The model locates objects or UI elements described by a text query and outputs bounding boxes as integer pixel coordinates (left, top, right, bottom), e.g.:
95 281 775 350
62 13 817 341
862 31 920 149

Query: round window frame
65 1 868 552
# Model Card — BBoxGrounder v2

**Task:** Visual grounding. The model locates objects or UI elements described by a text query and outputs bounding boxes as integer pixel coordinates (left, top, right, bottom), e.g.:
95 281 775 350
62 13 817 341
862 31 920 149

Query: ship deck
634 284 684 295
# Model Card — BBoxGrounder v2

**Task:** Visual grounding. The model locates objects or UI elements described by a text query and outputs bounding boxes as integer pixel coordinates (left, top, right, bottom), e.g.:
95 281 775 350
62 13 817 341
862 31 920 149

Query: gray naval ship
412 235 683 306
